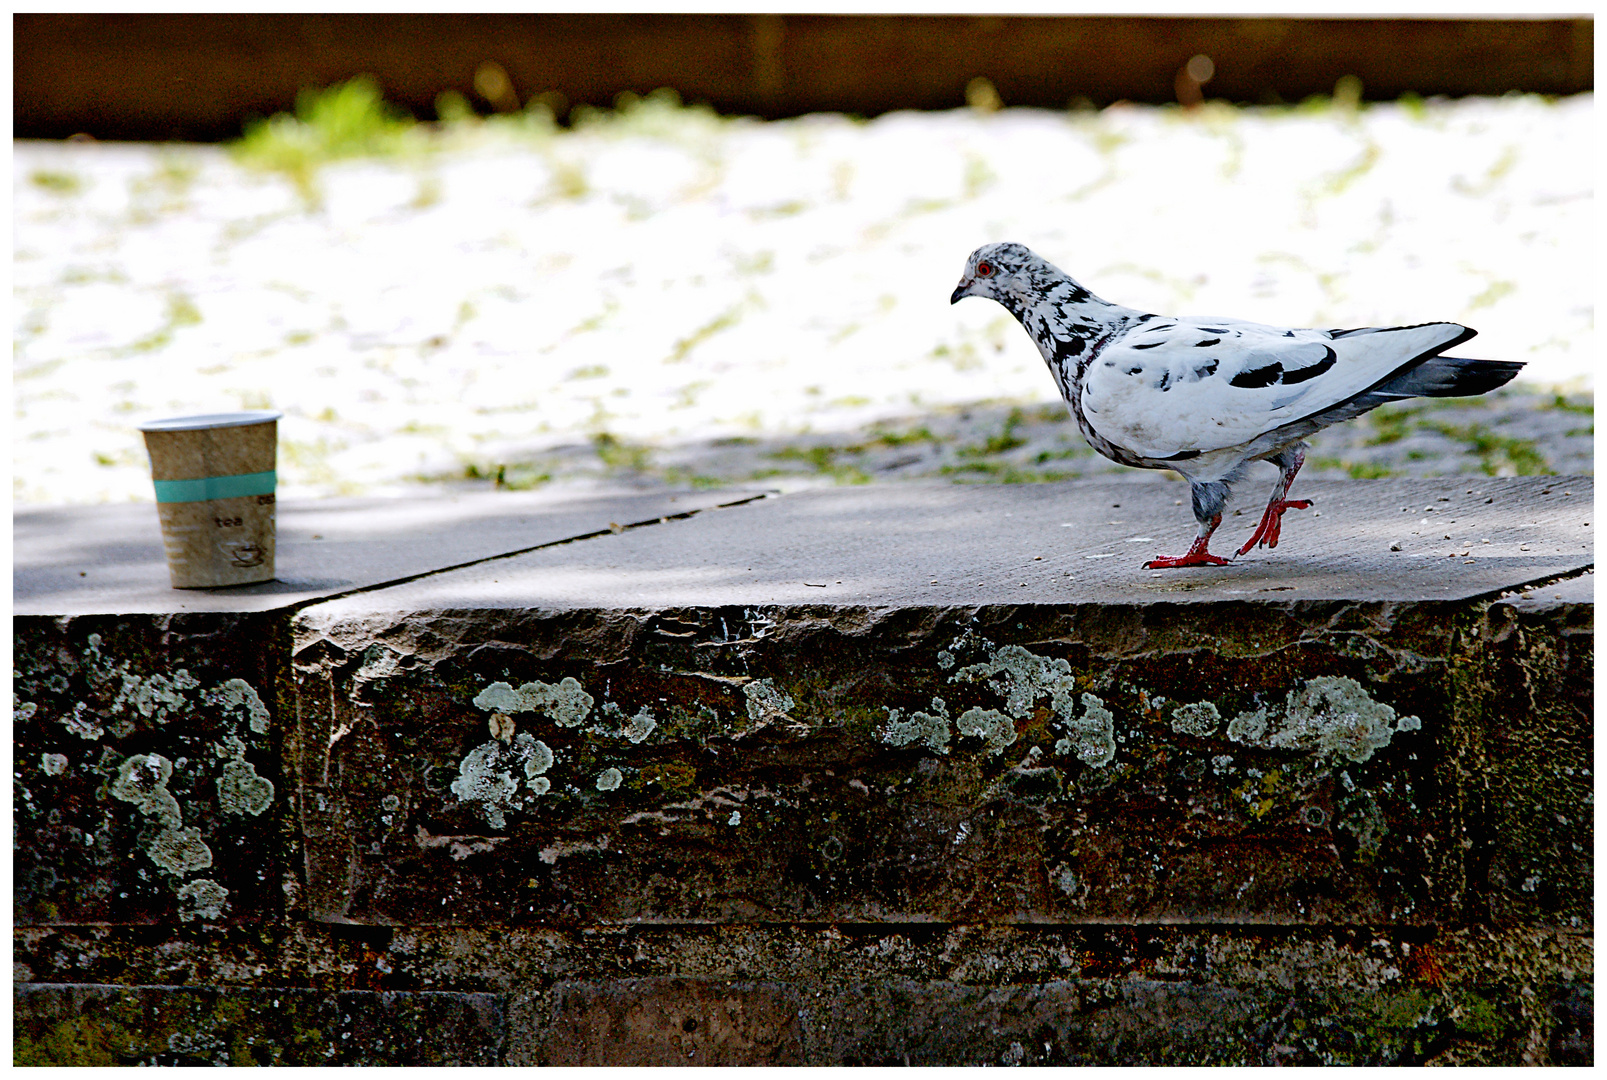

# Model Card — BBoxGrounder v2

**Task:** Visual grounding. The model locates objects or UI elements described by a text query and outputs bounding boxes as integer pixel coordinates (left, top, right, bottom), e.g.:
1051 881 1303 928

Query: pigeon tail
1376 356 1525 399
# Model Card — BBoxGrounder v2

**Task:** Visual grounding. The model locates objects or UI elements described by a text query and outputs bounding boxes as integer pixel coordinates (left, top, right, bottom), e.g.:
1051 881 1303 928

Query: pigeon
950 242 1524 567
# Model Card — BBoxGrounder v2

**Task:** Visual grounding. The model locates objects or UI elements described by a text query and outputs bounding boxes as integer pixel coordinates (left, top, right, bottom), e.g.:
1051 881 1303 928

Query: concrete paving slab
13 488 765 615
310 476 1592 613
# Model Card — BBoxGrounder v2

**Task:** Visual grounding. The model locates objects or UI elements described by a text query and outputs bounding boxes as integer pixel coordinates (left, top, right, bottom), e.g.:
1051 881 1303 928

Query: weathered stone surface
294 601 1479 927
1547 980 1594 1065
14 922 1589 1065
13 614 287 926
1455 591 1594 929
507 978 803 1065
12 984 502 1066
793 976 1588 1066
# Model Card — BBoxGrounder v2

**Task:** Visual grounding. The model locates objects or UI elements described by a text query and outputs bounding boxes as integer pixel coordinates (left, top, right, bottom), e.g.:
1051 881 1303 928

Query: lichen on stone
621 707 658 743
1054 693 1117 768
175 878 229 922
40 753 68 777
882 697 952 754
15 701 38 722
523 737 555 794
596 767 623 792
889 643 1093 760
472 677 594 727
451 731 556 825
1170 700 1222 738
212 734 249 762
955 706 1017 757
216 758 274 817
1233 676 1420 764
204 678 270 734
113 668 200 724
110 752 216 876
165 1030 228 1065
950 644 1077 720
83 632 113 678
524 738 555 785
1226 707 1269 744
110 753 182 828
62 703 104 741
593 704 657 743
743 679 795 724
147 825 213 876
451 741 521 829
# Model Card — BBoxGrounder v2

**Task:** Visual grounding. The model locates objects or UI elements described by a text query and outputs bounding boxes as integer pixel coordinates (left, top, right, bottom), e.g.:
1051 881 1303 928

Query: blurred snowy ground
13 91 1592 505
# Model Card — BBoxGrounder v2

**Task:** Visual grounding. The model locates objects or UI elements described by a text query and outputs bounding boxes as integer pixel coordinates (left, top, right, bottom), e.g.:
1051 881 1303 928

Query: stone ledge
11 478 1593 1064
289 591 1590 930
12 481 1592 929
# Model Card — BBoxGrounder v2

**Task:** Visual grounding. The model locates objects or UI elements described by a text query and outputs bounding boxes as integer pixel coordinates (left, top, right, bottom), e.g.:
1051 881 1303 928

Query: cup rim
137 410 284 432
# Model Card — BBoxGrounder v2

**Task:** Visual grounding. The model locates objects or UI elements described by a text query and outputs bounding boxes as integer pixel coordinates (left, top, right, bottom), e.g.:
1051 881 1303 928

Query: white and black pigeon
950 242 1524 568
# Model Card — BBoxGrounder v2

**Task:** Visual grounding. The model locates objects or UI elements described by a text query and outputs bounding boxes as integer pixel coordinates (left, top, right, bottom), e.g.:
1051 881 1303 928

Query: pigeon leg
1144 514 1230 568
1237 445 1313 556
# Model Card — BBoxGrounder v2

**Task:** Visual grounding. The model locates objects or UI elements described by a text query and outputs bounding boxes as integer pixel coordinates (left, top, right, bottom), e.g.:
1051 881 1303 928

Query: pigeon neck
999 265 1127 323
1024 287 1133 326
1014 283 1135 364
991 276 1134 407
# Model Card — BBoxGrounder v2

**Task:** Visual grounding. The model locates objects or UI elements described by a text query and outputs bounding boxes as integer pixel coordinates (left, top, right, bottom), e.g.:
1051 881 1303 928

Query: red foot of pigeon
1236 498 1313 556
1144 536 1230 569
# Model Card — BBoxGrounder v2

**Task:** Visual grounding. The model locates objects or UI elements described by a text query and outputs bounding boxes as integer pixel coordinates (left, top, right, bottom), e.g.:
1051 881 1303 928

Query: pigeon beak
950 281 970 305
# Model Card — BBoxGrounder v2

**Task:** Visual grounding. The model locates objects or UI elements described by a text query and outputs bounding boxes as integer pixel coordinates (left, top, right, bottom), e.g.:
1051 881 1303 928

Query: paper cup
138 411 282 588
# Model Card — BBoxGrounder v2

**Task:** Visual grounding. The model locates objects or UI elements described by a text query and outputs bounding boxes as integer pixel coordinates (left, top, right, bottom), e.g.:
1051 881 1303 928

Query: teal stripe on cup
152 469 277 504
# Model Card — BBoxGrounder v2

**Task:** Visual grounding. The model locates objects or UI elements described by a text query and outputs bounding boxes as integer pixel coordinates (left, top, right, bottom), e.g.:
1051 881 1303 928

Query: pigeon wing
1080 319 1475 459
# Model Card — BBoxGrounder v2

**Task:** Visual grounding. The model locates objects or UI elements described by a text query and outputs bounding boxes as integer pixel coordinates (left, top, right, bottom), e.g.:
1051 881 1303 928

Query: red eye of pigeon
976 261 994 278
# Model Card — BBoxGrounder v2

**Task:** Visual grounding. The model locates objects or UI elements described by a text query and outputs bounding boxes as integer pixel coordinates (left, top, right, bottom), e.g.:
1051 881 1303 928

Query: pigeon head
950 242 1055 307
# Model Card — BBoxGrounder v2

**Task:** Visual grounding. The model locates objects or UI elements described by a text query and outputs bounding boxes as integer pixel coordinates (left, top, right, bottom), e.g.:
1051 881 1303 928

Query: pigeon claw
1236 498 1313 556
1144 552 1231 569
1144 536 1230 569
